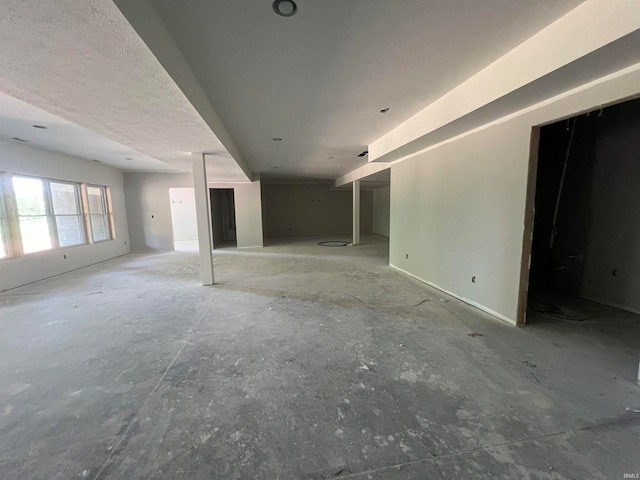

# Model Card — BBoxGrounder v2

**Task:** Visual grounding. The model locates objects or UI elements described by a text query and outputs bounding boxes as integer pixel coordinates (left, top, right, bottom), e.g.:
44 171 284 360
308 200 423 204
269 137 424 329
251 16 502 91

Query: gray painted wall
264 183 372 237
0 139 130 291
389 65 640 325
373 186 390 237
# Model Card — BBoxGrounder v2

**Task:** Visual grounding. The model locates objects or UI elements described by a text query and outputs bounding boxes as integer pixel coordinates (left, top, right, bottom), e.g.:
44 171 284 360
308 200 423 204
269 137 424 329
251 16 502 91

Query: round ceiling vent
272 0 297 17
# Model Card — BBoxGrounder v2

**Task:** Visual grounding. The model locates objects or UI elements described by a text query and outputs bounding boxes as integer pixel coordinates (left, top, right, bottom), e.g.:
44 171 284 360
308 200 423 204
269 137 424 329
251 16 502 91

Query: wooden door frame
516 126 541 327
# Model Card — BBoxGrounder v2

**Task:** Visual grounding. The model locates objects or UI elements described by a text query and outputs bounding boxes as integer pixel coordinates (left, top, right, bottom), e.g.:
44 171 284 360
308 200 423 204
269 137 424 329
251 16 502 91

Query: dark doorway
210 188 236 248
522 97 640 325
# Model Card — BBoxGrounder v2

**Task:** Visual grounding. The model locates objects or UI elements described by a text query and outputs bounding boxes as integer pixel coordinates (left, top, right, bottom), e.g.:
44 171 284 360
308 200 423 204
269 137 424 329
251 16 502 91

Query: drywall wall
532 99 640 314
228 181 263 248
373 186 390 237
124 172 193 251
0 139 130 291
169 187 197 242
125 173 264 250
264 183 373 237
389 63 640 325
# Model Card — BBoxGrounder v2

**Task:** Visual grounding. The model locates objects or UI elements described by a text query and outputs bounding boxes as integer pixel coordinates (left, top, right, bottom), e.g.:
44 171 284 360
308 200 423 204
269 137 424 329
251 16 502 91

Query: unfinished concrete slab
0 235 638 479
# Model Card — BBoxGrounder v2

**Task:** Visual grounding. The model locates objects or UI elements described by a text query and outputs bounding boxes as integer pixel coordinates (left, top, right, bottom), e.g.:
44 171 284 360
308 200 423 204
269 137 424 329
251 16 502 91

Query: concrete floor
0 234 639 479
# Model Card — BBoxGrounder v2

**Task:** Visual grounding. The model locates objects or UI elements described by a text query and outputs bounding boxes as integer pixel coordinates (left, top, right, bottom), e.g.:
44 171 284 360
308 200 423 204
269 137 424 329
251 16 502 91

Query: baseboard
389 263 517 326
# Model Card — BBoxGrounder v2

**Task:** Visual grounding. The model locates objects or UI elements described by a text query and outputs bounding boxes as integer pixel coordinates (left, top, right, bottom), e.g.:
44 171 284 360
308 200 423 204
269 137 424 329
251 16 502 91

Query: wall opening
519 97 640 326
169 187 198 251
210 188 236 248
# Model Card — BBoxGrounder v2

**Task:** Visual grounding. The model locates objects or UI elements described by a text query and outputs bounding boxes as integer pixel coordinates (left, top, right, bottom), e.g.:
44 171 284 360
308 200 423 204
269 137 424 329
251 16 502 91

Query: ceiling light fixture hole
272 137 282 141
272 0 297 17
380 107 390 113
11 137 27 142
32 124 48 129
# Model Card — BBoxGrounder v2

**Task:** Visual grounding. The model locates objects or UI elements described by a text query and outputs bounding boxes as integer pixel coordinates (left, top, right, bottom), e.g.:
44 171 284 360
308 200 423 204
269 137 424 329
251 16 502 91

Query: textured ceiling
0 0 247 181
142 0 585 180
0 91 179 172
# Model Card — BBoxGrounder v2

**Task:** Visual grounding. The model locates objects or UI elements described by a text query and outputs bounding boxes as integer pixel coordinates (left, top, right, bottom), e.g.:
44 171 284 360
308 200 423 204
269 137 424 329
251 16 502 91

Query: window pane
56 216 84 247
91 214 108 241
20 216 52 253
13 177 46 216
51 182 78 215
87 186 104 214
0 222 6 258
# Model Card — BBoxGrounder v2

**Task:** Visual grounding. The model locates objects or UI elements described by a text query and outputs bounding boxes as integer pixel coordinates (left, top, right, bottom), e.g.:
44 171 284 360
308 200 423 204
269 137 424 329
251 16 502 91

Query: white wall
124 173 264 250
124 172 193 251
169 187 198 242
389 63 640 325
373 186 390 237
211 181 263 248
0 139 130 292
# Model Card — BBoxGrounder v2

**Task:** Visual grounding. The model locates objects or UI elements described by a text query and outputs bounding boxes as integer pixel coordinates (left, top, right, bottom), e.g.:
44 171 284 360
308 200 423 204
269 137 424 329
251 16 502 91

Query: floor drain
318 240 349 247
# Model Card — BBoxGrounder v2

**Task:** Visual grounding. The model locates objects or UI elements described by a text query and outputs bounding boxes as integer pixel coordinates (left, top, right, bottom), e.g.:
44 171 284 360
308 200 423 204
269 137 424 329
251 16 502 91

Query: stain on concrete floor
0 235 639 479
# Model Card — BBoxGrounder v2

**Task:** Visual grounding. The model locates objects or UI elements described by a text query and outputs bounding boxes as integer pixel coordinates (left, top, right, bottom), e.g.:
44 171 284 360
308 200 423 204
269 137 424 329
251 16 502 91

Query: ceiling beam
368 0 640 164
114 0 252 181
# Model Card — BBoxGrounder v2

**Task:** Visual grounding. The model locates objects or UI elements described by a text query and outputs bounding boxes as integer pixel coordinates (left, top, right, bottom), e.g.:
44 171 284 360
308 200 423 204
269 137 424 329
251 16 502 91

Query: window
0 175 113 259
13 176 52 253
50 181 85 247
0 183 8 259
87 185 113 242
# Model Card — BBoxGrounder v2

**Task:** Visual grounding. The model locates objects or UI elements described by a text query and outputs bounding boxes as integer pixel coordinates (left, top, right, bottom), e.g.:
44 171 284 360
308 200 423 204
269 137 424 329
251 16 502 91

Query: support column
353 179 360 246
192 152 214 285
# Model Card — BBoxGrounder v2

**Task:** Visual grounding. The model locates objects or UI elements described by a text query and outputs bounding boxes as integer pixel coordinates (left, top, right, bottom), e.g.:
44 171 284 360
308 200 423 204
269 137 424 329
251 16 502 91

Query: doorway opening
519 97 640 326
169 187 198 251
210 188 237 248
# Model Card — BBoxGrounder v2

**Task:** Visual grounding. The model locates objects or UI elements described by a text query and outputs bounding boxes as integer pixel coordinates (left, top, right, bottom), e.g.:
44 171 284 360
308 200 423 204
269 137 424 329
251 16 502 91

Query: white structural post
192 152 214 285
353 179 360 246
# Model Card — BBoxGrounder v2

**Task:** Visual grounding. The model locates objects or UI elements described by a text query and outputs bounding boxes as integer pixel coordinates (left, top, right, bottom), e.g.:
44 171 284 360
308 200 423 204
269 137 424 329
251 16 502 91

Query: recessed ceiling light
380 107 390 113
273 137 282 141
11 137 27 142
272 0 297 17
32 124 48 129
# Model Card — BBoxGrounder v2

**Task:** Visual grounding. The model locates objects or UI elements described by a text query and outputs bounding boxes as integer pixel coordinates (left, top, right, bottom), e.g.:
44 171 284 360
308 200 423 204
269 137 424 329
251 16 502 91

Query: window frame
0 173 116 261
86 184 114 243
12 175 55 254
48 179 87 248
8 174 92 257
0 176 10 259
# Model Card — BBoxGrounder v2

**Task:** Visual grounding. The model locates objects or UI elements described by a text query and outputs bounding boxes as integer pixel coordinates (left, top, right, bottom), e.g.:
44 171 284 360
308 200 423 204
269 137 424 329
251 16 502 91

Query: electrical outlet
405 253 409 259
472 276 476 283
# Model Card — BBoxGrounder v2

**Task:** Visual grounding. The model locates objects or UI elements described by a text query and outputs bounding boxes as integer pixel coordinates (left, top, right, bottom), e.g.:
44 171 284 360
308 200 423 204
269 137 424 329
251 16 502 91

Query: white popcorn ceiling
0 0 247 181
